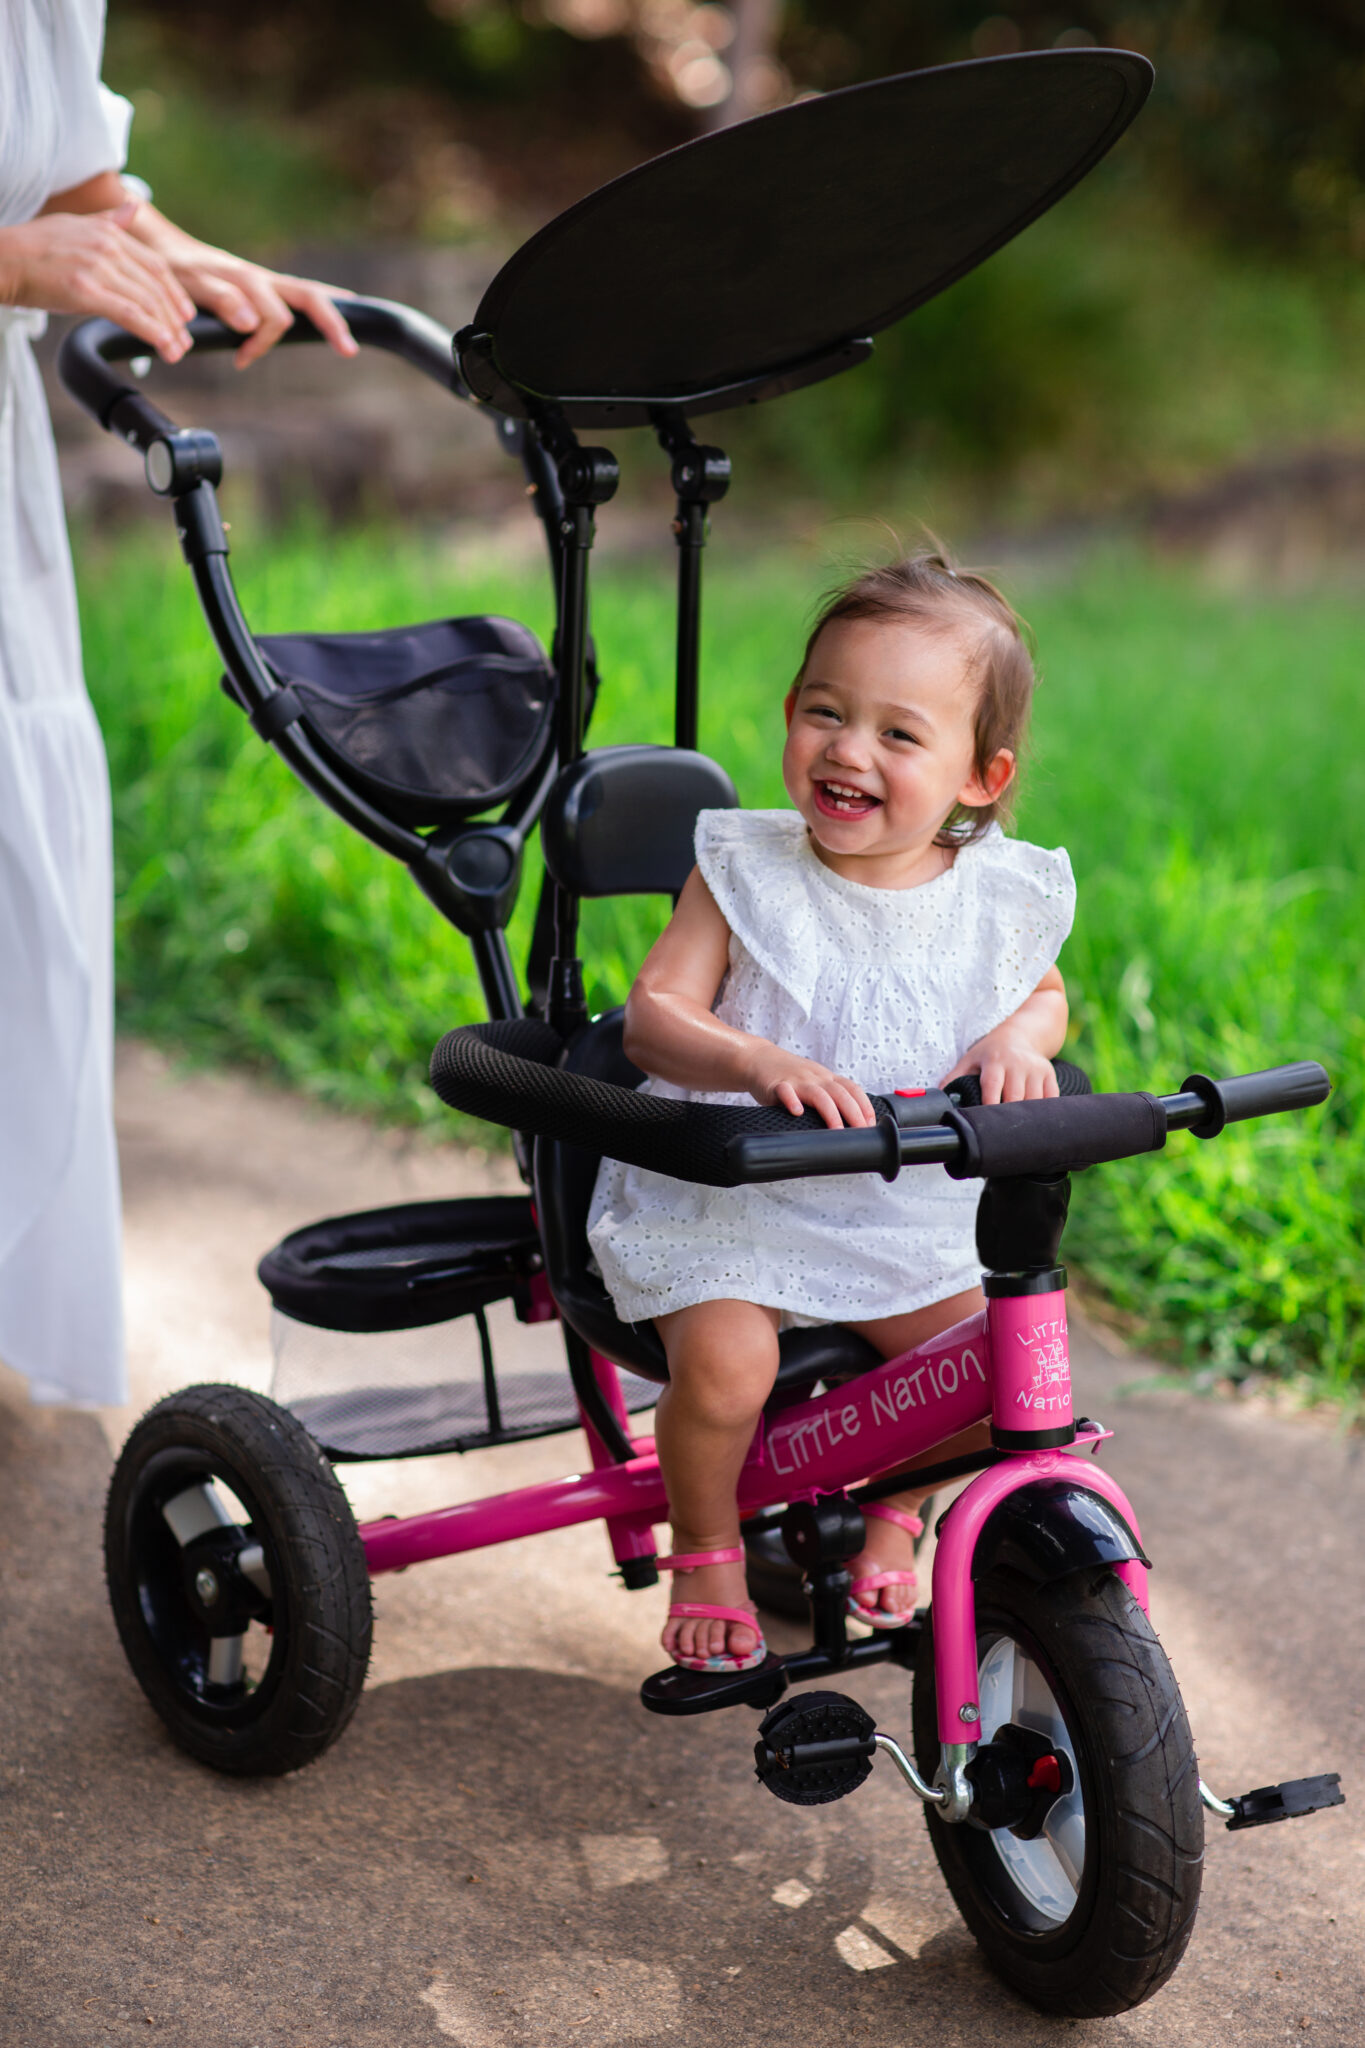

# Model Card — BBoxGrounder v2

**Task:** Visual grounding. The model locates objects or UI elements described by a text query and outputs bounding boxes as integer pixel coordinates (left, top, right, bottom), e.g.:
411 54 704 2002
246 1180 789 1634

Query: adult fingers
177 265 261 340
271 275 358 357
115 231 197 329
80 227 193 355
223 269 297 367
90 254 191 360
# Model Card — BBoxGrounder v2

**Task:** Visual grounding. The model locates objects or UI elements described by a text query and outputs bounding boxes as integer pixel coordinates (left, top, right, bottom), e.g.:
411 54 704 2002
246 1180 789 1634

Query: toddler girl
587 553 1074 1671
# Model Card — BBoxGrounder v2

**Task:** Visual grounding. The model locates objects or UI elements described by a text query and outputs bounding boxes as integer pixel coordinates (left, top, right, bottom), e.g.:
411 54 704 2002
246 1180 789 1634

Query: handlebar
427 1023 1331 1188
728 1060 1331 1184
57 297 465 451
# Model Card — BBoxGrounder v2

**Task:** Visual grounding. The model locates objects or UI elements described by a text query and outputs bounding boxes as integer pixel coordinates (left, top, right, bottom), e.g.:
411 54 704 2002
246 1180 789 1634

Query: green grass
77 524 1364 1397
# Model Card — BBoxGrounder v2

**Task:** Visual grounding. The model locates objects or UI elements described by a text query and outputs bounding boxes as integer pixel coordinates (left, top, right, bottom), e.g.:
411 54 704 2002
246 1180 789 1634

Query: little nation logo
1014 1313 1071 1415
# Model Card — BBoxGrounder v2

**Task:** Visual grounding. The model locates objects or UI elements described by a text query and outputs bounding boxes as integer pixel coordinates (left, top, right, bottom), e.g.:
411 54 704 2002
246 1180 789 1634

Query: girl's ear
783 686 798 731
958 747 1015 810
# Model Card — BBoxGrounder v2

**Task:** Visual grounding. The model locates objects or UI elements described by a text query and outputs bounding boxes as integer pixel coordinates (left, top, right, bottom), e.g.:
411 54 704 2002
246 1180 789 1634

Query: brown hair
795 549 1036 847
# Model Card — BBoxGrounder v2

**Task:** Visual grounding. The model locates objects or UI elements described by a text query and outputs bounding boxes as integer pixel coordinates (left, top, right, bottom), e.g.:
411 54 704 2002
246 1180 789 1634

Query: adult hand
127 208 356 368
0 203 195 360
745 1047 876 1129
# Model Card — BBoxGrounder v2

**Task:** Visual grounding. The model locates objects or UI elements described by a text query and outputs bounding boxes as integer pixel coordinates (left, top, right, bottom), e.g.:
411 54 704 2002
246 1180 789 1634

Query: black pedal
640 1653 788 1717
1223 1773 1344 1831
754 1691 877 1806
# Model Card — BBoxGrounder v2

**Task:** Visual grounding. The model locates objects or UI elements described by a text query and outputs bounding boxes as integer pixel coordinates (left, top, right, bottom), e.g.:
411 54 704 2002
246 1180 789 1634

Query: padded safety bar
429 1019 902 1188
429 1026 1330 1189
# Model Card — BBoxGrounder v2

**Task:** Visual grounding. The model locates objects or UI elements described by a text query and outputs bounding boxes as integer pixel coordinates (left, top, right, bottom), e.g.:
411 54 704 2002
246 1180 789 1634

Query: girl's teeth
821 782 873 811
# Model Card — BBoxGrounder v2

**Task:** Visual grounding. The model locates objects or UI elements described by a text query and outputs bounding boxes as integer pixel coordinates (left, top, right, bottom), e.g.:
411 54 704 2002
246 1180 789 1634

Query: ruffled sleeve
45 1 132 196
694 809 825 1016
953 826 1075 1030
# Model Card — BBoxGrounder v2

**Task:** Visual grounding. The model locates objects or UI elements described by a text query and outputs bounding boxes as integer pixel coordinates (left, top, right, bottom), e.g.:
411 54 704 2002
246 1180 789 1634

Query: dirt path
1 1044 1362 2046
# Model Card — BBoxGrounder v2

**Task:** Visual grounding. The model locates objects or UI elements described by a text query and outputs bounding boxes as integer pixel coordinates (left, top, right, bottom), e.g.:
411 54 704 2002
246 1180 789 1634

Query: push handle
56 295 466 447
1177 1061 1333 1139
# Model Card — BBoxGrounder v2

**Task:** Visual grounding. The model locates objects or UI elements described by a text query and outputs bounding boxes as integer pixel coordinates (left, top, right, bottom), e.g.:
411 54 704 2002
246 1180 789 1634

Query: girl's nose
824 731 872 769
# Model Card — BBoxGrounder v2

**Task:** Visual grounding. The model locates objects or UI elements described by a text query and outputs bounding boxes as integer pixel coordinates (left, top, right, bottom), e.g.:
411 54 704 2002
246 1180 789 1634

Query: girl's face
782 614 1014 884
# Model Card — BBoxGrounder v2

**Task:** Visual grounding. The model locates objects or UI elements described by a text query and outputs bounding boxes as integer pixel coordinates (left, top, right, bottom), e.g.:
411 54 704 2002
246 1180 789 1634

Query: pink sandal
657 1546 768 1673
846 1503 924 1630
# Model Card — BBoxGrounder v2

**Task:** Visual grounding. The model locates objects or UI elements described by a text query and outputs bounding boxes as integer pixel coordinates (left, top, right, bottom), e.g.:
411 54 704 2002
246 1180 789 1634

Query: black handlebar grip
943 1090 1168 1179
725 1109 905 1185
1180 1061 1331 1139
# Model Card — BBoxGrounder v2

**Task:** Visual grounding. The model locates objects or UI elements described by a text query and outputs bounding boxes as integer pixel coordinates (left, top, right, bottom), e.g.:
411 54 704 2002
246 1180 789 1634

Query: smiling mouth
813 780 882 818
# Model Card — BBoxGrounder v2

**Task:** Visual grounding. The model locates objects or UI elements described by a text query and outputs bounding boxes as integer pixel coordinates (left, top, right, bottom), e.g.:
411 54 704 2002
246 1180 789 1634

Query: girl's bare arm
939 966 1069 1104
623 867 874 1129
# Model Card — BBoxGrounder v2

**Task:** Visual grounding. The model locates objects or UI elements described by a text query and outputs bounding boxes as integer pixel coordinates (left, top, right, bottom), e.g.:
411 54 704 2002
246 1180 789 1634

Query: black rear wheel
912 1565 1203 2016
105 1385 372 1775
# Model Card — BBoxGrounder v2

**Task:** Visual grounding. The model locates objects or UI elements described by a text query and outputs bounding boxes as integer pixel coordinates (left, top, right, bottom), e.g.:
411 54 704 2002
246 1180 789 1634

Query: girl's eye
886 727 918 745
808 704 840 722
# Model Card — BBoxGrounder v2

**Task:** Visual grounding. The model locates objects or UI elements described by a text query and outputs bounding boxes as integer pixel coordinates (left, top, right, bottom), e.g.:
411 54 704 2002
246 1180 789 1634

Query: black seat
240 614 555 828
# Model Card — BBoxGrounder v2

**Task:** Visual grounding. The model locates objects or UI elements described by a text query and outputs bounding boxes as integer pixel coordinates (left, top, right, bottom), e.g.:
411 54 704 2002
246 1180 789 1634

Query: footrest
1223 1773 1344 1831
640 1655 789 1717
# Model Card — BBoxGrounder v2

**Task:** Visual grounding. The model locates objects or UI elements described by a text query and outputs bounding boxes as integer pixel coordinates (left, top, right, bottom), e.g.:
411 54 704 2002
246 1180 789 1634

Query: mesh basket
260 1197 659 1460
270 1303 659 1460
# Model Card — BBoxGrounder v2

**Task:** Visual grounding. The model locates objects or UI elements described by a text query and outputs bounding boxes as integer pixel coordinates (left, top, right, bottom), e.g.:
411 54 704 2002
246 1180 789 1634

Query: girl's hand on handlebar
126 210 358 368
0 205 195 360
940 1026 1060 1105
745 1049 876 1128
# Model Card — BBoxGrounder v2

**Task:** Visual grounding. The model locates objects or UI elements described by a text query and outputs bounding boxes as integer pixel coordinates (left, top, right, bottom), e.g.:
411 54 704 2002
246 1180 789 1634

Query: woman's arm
623 867 875 1129
938 966 1069 1104
0 184 195 358
8 170 356 368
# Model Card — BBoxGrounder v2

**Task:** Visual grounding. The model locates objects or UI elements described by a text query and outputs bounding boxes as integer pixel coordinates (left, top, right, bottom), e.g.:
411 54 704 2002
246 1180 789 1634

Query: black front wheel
105 1385 372 1775
912 1565 1203 2016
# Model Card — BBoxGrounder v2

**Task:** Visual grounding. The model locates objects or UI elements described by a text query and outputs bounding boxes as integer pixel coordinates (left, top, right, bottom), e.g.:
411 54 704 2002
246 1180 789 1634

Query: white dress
0 2 133 1403
587 811 1075 1326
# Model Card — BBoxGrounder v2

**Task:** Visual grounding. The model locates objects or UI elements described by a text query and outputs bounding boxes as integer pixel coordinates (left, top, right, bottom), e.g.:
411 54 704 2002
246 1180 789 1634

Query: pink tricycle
74 49 1344 2019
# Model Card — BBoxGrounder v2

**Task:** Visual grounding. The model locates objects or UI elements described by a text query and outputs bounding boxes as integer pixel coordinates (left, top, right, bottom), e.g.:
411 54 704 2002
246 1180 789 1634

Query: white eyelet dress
586 811 1076 1327
0 4 133 1403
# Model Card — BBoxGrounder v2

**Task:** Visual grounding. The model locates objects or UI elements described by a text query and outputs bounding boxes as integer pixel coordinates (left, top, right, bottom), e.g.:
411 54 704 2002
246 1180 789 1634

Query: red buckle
894 1088 927 1098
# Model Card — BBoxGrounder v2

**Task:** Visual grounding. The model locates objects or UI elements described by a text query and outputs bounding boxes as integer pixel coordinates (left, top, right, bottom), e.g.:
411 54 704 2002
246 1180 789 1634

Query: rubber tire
912 1565 1203 2016
105 1385 372 1776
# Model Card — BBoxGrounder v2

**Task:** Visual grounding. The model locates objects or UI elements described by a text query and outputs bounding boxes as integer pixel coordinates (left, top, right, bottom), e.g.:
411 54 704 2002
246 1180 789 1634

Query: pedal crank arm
1200 1772 1345 1830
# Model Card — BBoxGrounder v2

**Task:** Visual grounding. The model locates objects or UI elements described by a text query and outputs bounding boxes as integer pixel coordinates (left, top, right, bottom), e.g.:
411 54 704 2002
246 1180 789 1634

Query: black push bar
57 297 465 451
428 1023 1330 1187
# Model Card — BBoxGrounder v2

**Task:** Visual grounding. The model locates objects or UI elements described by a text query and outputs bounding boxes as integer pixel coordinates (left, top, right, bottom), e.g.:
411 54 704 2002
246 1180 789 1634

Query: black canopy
457 48 1152 426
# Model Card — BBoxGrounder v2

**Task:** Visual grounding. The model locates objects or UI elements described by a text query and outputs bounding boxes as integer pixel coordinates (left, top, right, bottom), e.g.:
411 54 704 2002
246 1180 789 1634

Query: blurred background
47 3 1365 1397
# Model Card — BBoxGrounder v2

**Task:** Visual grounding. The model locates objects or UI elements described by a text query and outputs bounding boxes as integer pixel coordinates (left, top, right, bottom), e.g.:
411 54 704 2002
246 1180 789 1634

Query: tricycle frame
357 1283 1147 1768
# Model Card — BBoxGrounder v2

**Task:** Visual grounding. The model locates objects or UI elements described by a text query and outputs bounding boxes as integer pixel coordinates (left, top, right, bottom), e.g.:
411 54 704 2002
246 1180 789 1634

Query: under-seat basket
258 1195 657 1461
227 615 556 828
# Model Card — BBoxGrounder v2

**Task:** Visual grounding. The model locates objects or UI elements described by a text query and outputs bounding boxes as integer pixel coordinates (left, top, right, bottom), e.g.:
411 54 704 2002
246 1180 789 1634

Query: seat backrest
540 744 738 898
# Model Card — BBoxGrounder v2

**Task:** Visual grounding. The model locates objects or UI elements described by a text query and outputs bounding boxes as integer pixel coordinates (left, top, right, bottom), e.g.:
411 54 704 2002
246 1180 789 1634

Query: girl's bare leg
654 1299 781 1665
844 1286 990 1620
